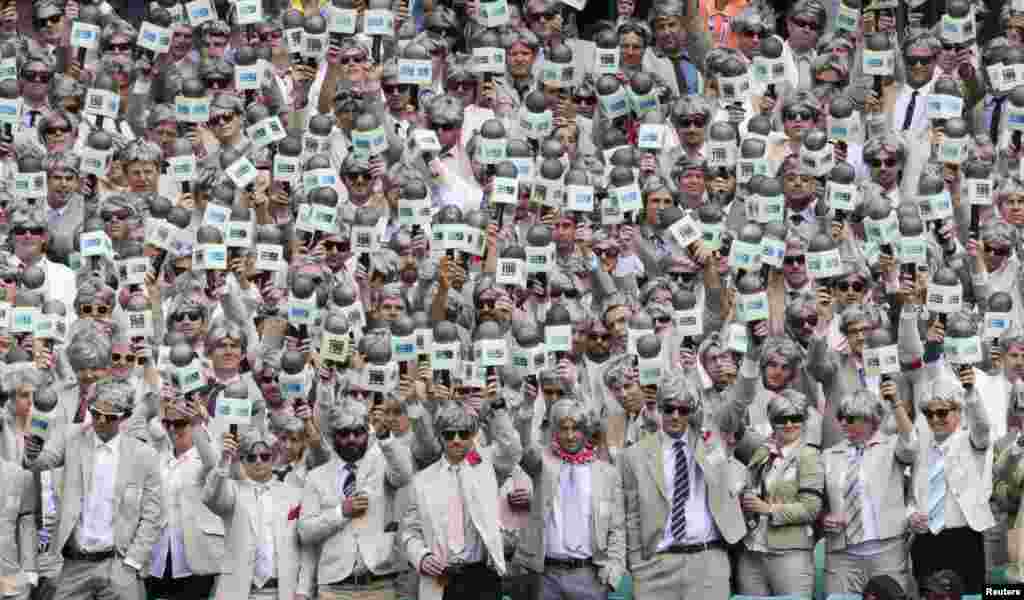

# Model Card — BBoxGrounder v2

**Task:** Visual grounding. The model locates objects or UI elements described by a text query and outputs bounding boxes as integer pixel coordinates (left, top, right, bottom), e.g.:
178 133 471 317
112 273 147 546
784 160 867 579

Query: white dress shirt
932 439 968 532
77 432 119 553
149 448 198 579
253 484 276 589
443 457 484 564
892 79 935 133
657 434 721 551
544 462 593 560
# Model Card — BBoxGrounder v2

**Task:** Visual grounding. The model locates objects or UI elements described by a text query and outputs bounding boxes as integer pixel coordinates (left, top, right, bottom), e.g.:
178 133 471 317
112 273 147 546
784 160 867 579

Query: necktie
796 55 813 91
27 110 40 128
343 463 357 497
902 90 918 131
274 465 293 483
670 439 689 543
790 214 805 226
448 465 466 555
845 446 864 544
991 96 1007 148
928 445 946 533
74 391 89 424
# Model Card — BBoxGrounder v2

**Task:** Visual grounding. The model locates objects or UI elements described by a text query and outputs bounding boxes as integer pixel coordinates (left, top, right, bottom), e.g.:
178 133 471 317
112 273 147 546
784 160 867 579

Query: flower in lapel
288 504 301 521
466 448 482 466
702 430 713 443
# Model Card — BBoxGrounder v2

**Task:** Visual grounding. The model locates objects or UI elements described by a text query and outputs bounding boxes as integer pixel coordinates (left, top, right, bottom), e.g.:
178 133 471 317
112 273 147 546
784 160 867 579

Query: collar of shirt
94 431 119 452
661 432 689 454
901 78 935 97
167 446 197 467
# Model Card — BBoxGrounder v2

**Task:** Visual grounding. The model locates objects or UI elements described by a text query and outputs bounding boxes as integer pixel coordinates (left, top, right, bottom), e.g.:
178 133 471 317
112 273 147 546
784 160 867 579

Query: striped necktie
845 446 865 544
928 445 946 533
343 463 357 497
670 439 690 543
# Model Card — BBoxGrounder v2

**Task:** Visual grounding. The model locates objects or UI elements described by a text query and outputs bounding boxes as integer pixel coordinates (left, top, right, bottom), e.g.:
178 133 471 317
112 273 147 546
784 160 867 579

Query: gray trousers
632 548 731 600
985 510 1010 573
736 548 815 596
538 565 606 600
53 558 143 600
825 537 909 596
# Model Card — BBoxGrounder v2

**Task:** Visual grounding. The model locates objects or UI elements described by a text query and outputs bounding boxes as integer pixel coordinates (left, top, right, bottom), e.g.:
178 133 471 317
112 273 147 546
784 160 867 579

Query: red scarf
550 434 595 465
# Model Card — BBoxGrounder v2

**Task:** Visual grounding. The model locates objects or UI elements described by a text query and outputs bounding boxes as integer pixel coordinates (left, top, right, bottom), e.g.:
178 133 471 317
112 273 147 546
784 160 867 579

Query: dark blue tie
670 439 690 542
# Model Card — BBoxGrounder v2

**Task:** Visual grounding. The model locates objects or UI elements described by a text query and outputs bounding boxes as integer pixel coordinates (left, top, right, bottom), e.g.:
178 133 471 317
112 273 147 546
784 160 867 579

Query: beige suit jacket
202 469 314 600
26 427 163 571
620 428 745 568
0 460 37 579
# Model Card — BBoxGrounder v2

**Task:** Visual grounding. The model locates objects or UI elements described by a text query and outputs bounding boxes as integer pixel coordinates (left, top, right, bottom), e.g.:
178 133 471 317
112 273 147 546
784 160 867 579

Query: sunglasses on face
790 17 817 29
162 419 190 431
783 255 805 266
771 414 805 426
0 274 18 286
678 115 707 129
346 171 371 182
479 299 497 311
339 54 368 66
324 240 350 253
102 210 132 221
905 54 935 66
79 304 111 317
986 245 1012 257
867 157 900 168
336 427 367 439
208 113 236 127
835 280 866 293
111 352 137 366
441 429 473 441
37 14 61 26
575 96 597 106
549 289 579 300
529 9 559 20
669 271 699 284
591 332 611 342
434 123 460 132
89 409 123 423
243 452 274 463
839 414 865 425
739 27 766 37
44 125 71 136
22 69 50 83
663 405 692 417
791 315 818 328
784 109 816 121
448 80 476 92
382 84 404 95
107 42 132 53
258 30 283 41
595 247 619 258
655 315 673 325
172 309 203 323
922 407 956 421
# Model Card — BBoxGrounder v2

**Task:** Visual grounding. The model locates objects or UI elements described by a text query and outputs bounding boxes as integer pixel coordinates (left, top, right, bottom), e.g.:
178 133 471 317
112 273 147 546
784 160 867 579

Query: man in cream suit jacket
514 399 626 599
203 428 315 600
0 457 37 600
24 379 163 600
297 398 414 600
619 375 745 600
401 400 523 600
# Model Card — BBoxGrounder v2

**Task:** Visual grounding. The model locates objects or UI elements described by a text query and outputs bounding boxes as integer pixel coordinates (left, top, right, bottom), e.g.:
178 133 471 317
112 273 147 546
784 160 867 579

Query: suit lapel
589 462 602 532
114 437 130 505
645 434 668 502
80 431 95 495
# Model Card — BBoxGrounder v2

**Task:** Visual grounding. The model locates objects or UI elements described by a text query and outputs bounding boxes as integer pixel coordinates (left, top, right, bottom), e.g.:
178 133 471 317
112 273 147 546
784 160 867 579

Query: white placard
863 344 900 377
737 291 769 322
167 154 197 183
145 218 174 251
986 312 1013 340
717 73 750 102
629 90 659 116
392 334 419 363
254 243 284 271
544 324 572 353
800 143 834 177
917 191 954 221
941 13 975 44
278 371 306 401
215 396 253 426
599 89 630 120
925 94 964 120
193 243 227 270
638 356 663 386
225 220 254 247
29 410 52 439
364 9 394 36
637 124 665 150
0 98 18 126
71 21 101 49
864 212 900 245
761 237 786 268
862 49 895 76
411 129 442 155
398 59 433 86
737 158 769 184
80 230 113 258
398 197 431 226
301 32 328 61
320 331 350 362
174 95 210 124
938 138 968 164
668 214 702 249
964 177 993 206
729 240 762 271
234 63 263 91
247 116 286 148
835 2 859 31
755 195 785 224
806 248 843 279
541 60 575 88
706 141 737 168
351 127 387 158
1007 106 1024 132
610 183 641 213
945 335 982 364
119 256 150 285
674 308 703 337
416 328 433 356
491 176 518 206
351 224 379 255
225 156 258 189
897 236 928 265
125 309 154 338
472 47 506 75
627 327 654 356
511 344 547 375
431 341 460 371
185 0 215 25
496 258 526 288
827 182 859 212
303 167 338 193
479 0 510 26
304 132 331 155
519 109 553 140
0 57 16 81
926 282 964 314
724 322 748 353
33 314 63 342
328 6 357 33
752 57 787 85
203 203 229 231
525 243 556 273
10 307 35 334
79 147 111 177
594 47 619 75
85 88 120 119
177 365 205 393
477 136 507 165
13 171 46 200
287 295 317 326
137 21 172 53
827 114 860 143
474 338 508 367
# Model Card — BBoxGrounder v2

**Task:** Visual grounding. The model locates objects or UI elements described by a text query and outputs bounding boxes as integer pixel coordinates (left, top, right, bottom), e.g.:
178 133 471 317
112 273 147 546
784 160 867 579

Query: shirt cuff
23 572 37 587
123 558 142 571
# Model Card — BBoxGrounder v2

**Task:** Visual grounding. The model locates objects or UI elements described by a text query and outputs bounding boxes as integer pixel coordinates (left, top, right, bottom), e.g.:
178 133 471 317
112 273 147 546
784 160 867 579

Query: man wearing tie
401 401 523 600
892 34 941 134
909 371 993 595
297 399 415 600
23 379 163 600
619 375 746 600
204 428 315 600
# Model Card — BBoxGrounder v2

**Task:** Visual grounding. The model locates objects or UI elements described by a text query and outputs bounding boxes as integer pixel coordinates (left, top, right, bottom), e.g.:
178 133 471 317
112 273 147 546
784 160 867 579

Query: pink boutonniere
702 430 713 443
288 505 301 521
466 449 482 466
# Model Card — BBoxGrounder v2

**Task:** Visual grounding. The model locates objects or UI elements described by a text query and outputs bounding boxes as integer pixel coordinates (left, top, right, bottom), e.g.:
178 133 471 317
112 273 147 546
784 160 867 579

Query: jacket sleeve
488 409 523 481
17 469 37 573
297 475 350 546
24 427 68 473
406 402 442 469
381 435 415 490
399 479 430 571
619 453 644 569
601 465 627 590
806 333 838 388
201 465 238 518
127 450 165 569
769 447 825 527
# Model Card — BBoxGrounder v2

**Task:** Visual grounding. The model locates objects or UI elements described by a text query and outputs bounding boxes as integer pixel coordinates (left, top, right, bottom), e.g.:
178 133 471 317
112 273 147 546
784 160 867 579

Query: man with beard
513 399 626 599
43 153 85 258
298 399 414 600
401 400 522 600
205 428 315 600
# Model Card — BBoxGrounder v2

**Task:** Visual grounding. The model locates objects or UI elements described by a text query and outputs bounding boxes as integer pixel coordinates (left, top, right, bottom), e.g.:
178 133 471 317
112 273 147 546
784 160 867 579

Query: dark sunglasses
37 14 61 26
595 247 620 258
922 407 956 421
986 245 1012 257
0 274 18 286
575 96 597 106
739 26 766 37
382 84 405 94
111 352 137 365
336 427 368 439
89 408 123 423
206 78 232 90
591 333 611 342
905 54 935 66
102 210 132 221
259 30 283 41
79 304 111 316
783 255 805 266
669 271 699 283
434 123 460 132
479 299 496 311
346 171 371 182
107 42 132 53
13 226 44 237
867 157 900 168
324 240 350 253
835 280 866 293
678 115 707 129
771 414 806 426
448 79 476 92
208 113 236 127
839 414 865 425
441 429 473 441
529 9 559 20
549 289 579 300
243 452 274 463
784 109 816 121
44 125 71 136
663 405 692 417
791 315 819 328
339 55 368 66
655 315 673 325
790 17 816 29
172 309 204 323
162 419 190 431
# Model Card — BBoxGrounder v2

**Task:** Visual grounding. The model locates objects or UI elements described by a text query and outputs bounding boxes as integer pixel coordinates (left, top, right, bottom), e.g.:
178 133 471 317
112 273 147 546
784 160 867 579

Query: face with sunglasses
209 110 241 143
20 63 50 101
344 168 373 199
78 301 113 321
110 343 138 377
675 113 706 147
982 239 1014 271
782 252 808 288
382 81 413 114
866 150 901 191
922 400 960 436
36 12 64 42
526 0 561 38
332 425 370 462
241 442 275 481
782 106 818 140
770 412 805 443
788 307 818 339
736 25 768 59
834 276 867 306
441 425 477 463
660 400 693 436
905 45 938 87
787 13 820 52
172 307 205 338
838 412 875 443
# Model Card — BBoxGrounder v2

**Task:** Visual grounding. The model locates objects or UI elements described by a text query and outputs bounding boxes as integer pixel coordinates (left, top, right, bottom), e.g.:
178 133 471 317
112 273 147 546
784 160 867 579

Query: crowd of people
0 0 1020 598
